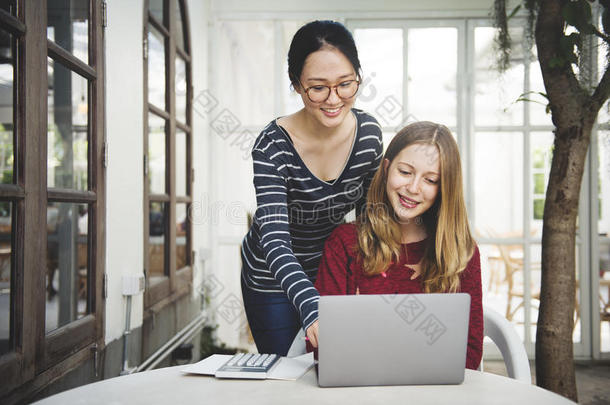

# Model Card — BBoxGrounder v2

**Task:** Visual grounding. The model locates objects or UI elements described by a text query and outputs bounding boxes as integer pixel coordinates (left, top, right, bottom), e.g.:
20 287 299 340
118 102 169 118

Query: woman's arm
460 246 483 370
250 147 319 332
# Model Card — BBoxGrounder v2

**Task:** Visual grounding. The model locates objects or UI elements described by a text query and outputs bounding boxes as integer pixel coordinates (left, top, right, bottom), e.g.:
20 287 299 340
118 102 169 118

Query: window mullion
183 0 192 268
24 0 49 384
167 0 177 290
47 40 97 80
0 8 25 36
143 0 152 305
149 12 169 37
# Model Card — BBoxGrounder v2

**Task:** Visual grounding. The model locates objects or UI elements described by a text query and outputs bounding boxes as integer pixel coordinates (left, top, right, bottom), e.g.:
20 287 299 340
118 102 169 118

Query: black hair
287 20 361 87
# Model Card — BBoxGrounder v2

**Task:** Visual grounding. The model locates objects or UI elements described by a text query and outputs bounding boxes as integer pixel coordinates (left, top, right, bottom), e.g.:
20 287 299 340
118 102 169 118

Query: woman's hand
306 320 319 348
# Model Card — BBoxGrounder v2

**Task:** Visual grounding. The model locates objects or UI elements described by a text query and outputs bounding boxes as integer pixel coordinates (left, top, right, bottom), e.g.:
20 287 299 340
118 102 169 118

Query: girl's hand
306 320 319 348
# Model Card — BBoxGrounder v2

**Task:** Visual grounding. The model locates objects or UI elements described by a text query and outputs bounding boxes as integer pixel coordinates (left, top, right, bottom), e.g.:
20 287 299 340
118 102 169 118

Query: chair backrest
483 307 531 383
286 328 306 357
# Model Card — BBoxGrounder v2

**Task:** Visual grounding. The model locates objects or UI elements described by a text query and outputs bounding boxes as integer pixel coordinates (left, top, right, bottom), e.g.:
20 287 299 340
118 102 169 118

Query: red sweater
313 223 483 370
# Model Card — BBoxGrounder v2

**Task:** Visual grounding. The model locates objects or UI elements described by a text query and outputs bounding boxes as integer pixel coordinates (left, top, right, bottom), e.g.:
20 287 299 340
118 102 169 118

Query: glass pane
47 0 89 64
149 202 167 279
600 239 610 353
382 132 396 153
176 129 187 196
0 201 12 355
407 27 457 127
600 131 610 236
176 56 187 124
148 25 166 110
531 132 554 237
175 0 186 50
148 114 166 194
474 27 524 126
354 28 403 127
0 29 14 185
176 203 187 269
480 243 524 341
47 58 89 190
597 25 609 125
599 130 610 353
529 50 552 126
0 1 16 14
149 0 164 24
474 132 523 236
217 21 274 126
281 21 308 115
527 244 542 343
46 202 88 333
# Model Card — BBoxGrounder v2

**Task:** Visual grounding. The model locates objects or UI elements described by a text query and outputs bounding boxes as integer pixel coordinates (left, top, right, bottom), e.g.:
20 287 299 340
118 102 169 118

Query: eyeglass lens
308 81 359 102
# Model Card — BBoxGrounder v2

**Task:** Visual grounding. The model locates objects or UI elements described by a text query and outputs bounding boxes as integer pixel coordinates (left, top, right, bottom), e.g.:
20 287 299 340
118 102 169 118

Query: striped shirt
241 109 383 332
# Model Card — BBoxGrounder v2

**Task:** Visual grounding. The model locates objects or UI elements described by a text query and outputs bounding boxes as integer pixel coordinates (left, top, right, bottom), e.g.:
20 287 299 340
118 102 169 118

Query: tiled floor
484 360 610 405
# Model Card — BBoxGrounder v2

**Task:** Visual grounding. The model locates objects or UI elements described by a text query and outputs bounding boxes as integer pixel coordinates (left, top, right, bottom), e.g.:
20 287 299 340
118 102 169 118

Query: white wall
104 0 145 344
104 0 211 344
188 0 212 305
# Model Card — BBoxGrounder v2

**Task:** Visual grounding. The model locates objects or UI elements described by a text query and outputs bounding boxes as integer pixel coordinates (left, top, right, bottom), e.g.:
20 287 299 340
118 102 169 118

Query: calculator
214 353 281 379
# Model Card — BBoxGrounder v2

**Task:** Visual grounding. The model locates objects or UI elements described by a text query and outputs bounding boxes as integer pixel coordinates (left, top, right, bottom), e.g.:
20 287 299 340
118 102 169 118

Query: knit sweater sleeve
251 147 319 331
460 246 483 370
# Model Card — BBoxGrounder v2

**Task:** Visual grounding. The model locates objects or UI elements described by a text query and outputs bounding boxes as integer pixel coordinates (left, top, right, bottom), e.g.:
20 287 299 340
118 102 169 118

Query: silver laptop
317 293 471 387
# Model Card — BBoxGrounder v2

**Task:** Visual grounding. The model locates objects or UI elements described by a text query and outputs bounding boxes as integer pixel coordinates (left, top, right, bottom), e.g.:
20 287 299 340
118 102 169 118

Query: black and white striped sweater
241 109 383 331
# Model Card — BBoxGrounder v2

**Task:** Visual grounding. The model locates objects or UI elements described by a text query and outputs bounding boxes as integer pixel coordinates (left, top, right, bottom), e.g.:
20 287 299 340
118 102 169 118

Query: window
143 0 192 308
531 136 552 220
0 0 105 399
596 15 610 356
211 13 604 357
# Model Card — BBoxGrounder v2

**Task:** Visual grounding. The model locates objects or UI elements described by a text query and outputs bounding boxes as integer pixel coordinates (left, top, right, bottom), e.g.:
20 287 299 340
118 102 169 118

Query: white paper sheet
181 353 314 381
267 353 315 380
181 354 232 375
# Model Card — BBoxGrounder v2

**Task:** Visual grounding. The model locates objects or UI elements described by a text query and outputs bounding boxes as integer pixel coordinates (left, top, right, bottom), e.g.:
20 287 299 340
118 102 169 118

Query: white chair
482 307 531 383
286 328 306 357
285 308 531 384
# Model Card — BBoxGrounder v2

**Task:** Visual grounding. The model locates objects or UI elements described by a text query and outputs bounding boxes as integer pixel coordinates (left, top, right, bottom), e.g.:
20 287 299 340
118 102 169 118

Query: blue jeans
241 279 301 356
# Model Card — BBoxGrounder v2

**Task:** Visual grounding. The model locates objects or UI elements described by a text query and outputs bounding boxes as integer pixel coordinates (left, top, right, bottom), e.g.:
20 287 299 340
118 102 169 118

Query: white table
34 366 575 405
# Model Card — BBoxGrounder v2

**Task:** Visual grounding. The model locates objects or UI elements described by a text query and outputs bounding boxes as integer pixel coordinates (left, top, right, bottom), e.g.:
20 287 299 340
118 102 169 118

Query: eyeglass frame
297 79 360 103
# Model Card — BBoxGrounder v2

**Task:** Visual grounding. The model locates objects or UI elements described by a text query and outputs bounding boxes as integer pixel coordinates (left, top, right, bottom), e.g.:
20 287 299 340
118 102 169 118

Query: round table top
33 366 576 405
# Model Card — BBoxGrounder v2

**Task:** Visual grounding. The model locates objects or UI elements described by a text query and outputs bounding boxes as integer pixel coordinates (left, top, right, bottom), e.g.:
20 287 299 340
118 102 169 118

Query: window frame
143 0 193 311
0 0 106 398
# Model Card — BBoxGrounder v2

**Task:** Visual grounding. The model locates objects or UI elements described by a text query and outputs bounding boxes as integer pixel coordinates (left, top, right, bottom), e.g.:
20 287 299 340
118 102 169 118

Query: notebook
317 293 471 387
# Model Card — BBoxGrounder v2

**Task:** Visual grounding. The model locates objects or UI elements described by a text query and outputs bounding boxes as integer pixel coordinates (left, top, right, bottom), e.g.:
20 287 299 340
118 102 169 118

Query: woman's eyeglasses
300 80 360 103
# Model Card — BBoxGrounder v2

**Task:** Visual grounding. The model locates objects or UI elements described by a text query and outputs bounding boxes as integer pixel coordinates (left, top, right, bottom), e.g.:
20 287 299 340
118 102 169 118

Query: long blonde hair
357 121 475 293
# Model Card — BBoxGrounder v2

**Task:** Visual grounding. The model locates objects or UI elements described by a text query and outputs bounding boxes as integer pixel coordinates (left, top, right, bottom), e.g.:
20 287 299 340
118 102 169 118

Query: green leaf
508 4 521 20
512 91 551 115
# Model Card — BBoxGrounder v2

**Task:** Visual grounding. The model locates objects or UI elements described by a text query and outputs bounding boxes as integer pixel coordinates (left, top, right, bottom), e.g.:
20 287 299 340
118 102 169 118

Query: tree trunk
536 124 590 402
533 0 610 401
